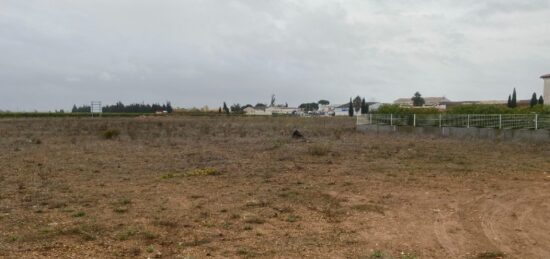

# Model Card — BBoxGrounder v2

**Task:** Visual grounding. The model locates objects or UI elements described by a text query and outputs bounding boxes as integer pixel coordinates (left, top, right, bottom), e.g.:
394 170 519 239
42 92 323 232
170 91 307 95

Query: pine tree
530 93 538 108
539 96 544 105
507 95 512 108
511 88 517 108
360 98 367 114
348 98 354 117
223 102 230 114
72 104 77 113
166 101 173 113
412 92 425 106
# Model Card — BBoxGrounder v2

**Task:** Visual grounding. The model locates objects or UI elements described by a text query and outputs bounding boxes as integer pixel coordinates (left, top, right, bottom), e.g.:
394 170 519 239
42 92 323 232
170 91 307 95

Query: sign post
91 101 102 118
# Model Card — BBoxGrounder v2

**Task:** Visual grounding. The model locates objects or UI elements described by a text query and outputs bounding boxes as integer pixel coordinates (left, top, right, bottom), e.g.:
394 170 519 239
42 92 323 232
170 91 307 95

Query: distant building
266 106 299 115
244 105 299 115
331 102 379 116
394 96 450 109
542 73 550 105
318 104 333 113
333 104 351 116
243 107 270 115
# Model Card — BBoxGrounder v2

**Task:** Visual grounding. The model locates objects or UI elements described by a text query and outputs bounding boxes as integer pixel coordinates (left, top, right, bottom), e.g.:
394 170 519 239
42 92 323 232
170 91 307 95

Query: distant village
237 95 514 117
238 73 550 116
64 74 548 115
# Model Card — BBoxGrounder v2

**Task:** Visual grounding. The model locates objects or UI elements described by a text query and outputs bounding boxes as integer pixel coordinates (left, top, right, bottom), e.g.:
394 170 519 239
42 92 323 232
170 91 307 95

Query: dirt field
1 116 549 259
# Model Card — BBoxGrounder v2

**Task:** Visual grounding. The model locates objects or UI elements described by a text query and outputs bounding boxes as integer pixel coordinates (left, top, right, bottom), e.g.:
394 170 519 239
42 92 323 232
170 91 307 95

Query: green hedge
375 104 440 114
374 104 550 115
446 104 550 114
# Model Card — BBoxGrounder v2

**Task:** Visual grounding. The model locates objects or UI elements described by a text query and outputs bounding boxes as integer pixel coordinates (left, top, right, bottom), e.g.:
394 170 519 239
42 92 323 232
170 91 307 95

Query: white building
243 107 271 115
542 73 550 105
332 102 380 116
394 96 451 108
243 106 299 115
266 106 299 115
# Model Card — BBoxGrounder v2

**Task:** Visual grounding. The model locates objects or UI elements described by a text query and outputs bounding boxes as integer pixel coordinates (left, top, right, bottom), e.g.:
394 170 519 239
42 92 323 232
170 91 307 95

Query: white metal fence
357 114 550 130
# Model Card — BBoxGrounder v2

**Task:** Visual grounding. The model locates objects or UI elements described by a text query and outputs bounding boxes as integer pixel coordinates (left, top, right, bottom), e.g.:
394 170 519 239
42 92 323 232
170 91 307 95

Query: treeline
506 88 545 108
0 112 143 118
72 102 173 113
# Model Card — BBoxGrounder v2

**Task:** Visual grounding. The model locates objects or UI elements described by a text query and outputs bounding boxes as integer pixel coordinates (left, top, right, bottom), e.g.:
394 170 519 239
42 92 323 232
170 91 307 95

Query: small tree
230 103 243 113
318 100 330 105
223 102 230 114
539 96 544 105
298 102 319 112
255 103 267 109
72 104 77 113
412 92 425 106
361 98 369 114
511 88 517 108
353 96 362 112
166 101 173 113
507 95 512 108
530 93 538 108
218 107 222 113
348 98 354 117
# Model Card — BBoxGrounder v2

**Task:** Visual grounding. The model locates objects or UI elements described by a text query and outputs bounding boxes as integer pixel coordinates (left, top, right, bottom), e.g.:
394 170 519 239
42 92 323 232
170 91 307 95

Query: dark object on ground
292 129 304 139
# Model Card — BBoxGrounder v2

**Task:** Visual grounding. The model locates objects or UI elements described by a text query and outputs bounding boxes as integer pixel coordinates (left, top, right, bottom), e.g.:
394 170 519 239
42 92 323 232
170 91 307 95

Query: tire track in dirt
433 200 467 258
434 187 550 258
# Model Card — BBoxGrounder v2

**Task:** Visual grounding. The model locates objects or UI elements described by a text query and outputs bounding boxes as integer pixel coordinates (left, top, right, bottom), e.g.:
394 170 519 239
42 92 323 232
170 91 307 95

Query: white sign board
91 101 102 117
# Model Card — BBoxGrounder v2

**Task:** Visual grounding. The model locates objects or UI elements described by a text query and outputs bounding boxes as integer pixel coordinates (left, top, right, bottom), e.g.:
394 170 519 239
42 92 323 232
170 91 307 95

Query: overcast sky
1 0 550 111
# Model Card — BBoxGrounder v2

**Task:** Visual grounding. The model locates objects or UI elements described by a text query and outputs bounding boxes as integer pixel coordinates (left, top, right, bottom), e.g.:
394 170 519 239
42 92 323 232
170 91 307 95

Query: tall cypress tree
348 98 354 117
360 98 366 114
530 93 538 108
511 88 517 108
539 96 544 105
223 102 230 114
507 95 512 108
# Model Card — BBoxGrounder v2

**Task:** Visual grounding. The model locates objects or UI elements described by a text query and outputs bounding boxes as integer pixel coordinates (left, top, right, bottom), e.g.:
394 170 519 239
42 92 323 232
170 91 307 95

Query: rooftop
394 97 451 104
541 74 550 79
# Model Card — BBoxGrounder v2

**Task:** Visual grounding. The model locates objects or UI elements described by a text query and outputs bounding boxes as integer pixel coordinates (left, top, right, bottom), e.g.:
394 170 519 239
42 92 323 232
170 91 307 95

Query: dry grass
0 116 549 258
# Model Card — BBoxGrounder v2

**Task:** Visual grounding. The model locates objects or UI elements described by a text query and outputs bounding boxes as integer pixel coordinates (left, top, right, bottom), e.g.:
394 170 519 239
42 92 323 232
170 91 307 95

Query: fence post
439 114 442 128
535 114 538 130
467 115 470 128
499 114 502 129
413 114 416 127
370 114 372 124
390 114 393 126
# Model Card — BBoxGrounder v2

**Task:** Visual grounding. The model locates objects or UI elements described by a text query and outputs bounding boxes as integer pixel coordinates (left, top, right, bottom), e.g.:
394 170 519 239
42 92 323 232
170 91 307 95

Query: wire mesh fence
357 114 550 130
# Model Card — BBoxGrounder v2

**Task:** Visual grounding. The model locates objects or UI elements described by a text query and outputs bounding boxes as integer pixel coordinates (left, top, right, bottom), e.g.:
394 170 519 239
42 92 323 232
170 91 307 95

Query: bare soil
1 116 549 259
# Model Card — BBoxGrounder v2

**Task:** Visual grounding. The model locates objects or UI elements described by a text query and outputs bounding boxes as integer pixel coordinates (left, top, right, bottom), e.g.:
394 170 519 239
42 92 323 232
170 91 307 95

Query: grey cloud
0 0 549 111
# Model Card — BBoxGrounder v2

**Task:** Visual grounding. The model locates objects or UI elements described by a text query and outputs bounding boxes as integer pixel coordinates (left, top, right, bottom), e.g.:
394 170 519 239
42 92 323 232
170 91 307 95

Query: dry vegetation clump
101 128 120 139
0 116 549 258
307 143 332 156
